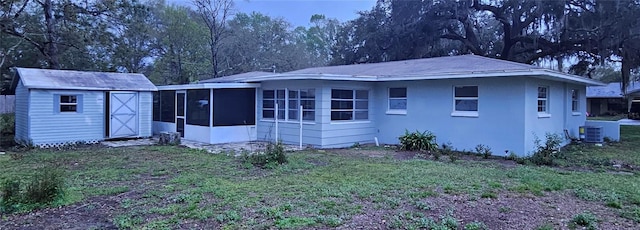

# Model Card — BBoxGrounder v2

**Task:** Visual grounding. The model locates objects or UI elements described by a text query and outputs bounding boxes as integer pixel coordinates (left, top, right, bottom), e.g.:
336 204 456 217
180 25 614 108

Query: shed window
388 87 407 111
186 89 210 126
538 86 549 113
60 95 78 112
331 89 368 121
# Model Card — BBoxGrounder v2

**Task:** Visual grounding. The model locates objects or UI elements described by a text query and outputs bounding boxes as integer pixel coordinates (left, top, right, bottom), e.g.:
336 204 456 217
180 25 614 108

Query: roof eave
244 70 605 85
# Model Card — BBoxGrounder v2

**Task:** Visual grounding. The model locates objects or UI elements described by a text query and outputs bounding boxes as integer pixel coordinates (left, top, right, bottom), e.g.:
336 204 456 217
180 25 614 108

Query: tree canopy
1 0 639 94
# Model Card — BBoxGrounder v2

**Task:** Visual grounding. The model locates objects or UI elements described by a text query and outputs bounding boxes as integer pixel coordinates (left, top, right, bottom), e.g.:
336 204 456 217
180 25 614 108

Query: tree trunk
42 0 60 69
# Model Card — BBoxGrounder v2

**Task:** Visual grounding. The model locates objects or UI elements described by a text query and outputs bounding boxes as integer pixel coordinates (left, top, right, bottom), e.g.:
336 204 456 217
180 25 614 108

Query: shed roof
200 71 274 83
231 55 604 86
13 68 157 91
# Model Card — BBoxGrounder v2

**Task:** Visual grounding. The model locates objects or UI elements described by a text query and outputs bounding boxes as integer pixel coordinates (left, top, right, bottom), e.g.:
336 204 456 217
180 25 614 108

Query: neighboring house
11 68 157 147
154 55 603 156
586 82 640 115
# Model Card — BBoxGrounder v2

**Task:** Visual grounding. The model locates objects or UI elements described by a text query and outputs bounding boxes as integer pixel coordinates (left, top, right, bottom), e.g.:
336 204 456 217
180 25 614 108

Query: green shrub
24 167 65 205
570 211 598 230
399 130 438 152
1 179 22 213
243 141 288 168
474 144 492 159
0 167 65 213
464 221 488 230
530 133 564 166
0 113 15 134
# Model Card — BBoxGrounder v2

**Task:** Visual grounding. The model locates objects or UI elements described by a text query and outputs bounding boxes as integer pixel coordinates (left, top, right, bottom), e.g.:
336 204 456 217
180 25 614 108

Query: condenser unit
584 126 604 143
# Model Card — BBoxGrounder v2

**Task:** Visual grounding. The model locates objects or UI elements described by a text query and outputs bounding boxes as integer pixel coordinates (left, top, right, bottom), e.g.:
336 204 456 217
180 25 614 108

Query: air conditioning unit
584 126 604 143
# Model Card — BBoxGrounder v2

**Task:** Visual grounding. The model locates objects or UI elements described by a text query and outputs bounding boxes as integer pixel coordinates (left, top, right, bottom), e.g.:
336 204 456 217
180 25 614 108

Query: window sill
538 113 551 118
260 119 316 125
330 120 371 125
572 112 582 116
386 110 407 115
451 111 479 117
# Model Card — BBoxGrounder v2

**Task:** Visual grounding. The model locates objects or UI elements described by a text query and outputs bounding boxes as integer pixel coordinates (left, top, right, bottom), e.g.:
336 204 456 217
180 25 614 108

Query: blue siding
319 81 377 148
374 78 526 156
138 92 153 137
28 89 104 146
14 81 29 144
523 79 586 155
257 80 324 147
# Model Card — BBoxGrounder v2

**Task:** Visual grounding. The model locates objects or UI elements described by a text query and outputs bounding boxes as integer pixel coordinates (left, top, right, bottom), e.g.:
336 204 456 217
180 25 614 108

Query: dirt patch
420 191 637 229
0 195 120 230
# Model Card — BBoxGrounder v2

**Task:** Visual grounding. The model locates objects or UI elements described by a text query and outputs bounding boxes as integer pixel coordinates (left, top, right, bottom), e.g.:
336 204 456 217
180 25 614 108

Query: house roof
12 68 157 91
587 82 640 98
587 82 623 98
223 55 604 86
199 71 274 83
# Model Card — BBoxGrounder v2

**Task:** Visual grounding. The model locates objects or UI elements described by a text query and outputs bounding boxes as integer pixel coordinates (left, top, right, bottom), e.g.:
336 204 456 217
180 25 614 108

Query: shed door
110 92 138 137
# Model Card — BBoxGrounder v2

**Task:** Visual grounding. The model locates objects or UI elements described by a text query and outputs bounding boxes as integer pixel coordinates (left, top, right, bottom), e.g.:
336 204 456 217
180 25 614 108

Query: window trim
59 94 79 113
262 88 316 122
331 88 369 122
387 87 407 115
452 85 479 117
538 86 550 117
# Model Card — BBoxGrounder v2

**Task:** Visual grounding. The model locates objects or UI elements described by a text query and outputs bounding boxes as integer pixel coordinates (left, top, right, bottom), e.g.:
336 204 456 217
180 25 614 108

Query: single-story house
154 55 604 156
11 68 157 147
586 82 640 115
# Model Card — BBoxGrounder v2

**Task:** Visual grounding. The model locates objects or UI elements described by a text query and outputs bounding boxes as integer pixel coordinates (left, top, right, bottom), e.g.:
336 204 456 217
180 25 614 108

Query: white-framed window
388 87 407 113
571 89 579 112
538 86 549 113
60 95 78 112
331 89 368 121
453 86 478 114
262 89 315 121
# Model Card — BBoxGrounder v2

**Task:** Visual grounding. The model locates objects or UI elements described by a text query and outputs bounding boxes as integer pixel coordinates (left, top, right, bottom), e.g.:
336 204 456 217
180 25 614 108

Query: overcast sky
166 0 377 27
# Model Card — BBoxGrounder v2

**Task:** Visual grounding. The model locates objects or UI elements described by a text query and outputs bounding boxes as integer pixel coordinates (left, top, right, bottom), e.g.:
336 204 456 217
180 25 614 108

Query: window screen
186 89 210 126
160 90 175 123
153 92 160 121
213 88 256 126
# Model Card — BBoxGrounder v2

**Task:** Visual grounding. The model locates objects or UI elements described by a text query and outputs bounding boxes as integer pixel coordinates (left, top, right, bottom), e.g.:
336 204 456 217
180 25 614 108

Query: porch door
590 99 601 116
109 92 138 137
176 91 186 137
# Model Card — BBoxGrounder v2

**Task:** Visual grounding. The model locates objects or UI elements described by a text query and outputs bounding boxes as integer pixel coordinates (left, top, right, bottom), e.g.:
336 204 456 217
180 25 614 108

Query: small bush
0 113 15 134
474 144 492 159
570 211 598 230
24 167 65 205
399 130 438 152
530 133 564 166
464 221 488 230
0 167 65 213
440 215 459 230
243 141 288 168
1 179 21 213
505 151 519 160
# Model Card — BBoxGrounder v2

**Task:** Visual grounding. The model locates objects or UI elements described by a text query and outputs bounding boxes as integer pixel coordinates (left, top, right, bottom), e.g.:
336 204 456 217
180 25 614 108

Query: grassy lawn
1 129 640 229
587 114 627 121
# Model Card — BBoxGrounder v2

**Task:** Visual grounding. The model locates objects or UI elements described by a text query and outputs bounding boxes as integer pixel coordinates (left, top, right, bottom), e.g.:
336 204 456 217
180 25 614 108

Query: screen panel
213 88 256 126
